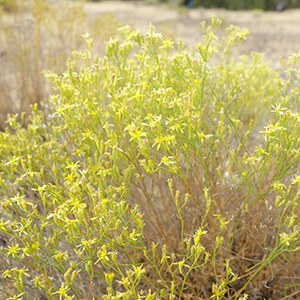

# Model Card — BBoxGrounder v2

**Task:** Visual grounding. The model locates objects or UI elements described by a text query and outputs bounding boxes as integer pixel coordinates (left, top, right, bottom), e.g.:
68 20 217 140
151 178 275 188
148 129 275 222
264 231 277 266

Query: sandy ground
83 1 300 62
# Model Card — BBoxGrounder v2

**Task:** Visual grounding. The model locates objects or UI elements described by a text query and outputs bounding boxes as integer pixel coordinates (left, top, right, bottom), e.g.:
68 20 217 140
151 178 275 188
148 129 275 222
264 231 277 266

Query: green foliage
1 18 300 299
0 0 16 12
192 0 300 10
87 0 300 10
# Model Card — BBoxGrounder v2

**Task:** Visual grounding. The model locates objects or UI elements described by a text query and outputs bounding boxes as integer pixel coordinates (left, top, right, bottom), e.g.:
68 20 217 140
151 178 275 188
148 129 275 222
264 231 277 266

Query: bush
0 0 16 12
0 18 300 299
189 0 300 10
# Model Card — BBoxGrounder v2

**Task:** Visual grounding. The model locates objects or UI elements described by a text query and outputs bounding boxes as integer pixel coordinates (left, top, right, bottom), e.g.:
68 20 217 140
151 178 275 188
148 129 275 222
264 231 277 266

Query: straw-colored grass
0 0 118 129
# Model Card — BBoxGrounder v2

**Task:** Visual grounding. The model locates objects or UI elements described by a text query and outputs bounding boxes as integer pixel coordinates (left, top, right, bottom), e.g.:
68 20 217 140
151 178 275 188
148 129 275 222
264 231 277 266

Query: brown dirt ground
83 1 300 63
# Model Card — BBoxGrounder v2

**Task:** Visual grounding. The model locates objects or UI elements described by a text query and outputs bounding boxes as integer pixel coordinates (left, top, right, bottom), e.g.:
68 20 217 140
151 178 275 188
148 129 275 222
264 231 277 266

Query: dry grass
0 0 119 129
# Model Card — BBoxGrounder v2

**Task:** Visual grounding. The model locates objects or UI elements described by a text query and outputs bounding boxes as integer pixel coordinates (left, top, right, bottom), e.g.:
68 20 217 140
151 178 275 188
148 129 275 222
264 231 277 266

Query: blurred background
0 0 300 129
83 0 300 10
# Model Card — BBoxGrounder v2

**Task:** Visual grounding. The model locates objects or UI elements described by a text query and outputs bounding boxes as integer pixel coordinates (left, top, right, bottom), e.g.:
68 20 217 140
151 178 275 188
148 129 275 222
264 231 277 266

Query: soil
83 1 300 63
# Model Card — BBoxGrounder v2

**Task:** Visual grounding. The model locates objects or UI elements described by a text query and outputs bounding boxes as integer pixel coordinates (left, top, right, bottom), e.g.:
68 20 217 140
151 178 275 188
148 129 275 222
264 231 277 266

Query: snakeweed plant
0 17 300 299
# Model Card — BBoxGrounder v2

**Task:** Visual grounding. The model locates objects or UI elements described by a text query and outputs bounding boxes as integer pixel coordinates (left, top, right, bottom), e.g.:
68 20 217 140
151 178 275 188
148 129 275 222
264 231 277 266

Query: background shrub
0 0 119 130
0 0 16 12
0 19 300 299
86 0 300 10
193 0 300 10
